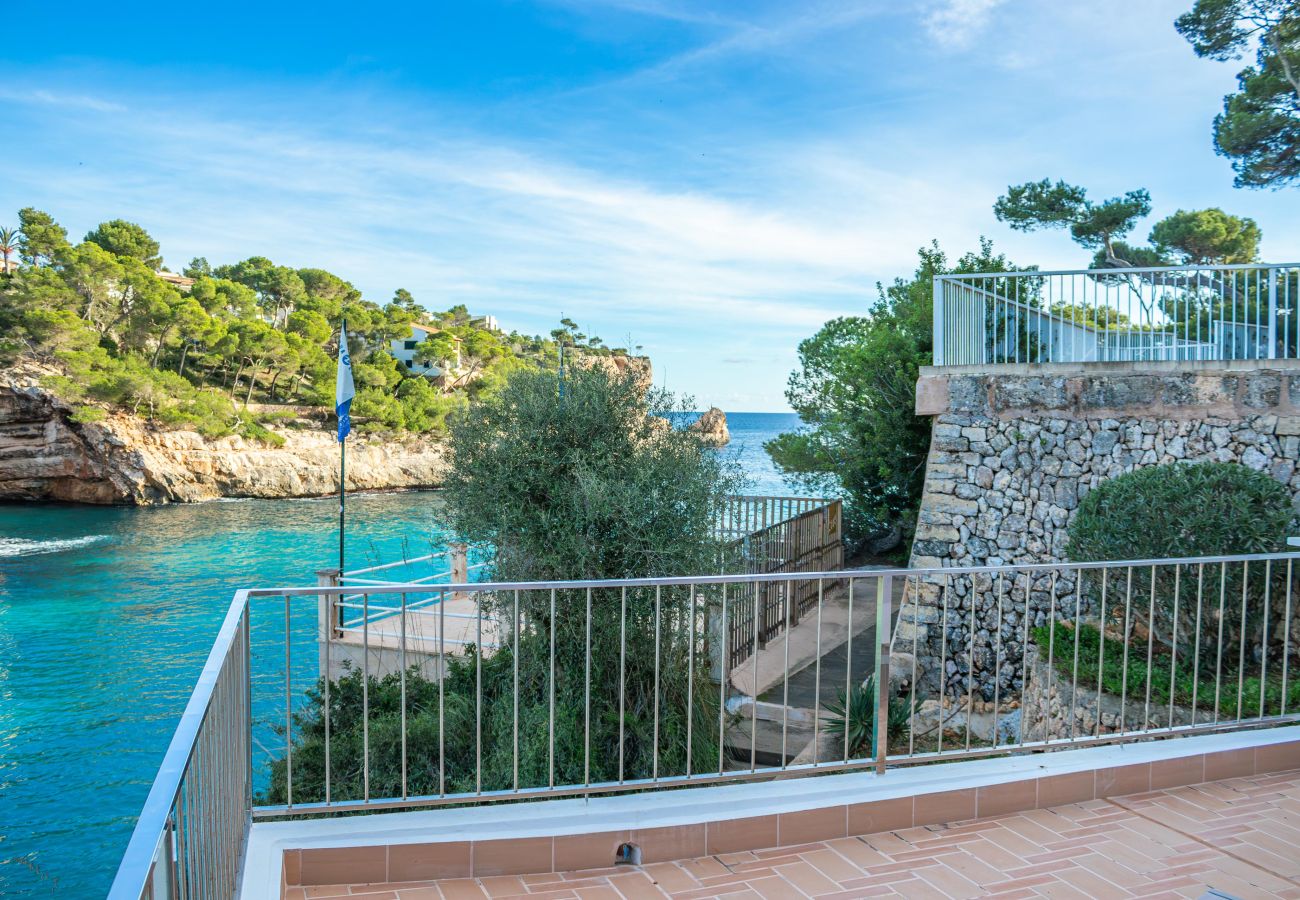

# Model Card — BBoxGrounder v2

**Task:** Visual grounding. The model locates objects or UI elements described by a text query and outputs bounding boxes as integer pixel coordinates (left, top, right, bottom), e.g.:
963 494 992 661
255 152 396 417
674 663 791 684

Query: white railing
111 552 1300 897
107 593 251 900
933 262 1299 367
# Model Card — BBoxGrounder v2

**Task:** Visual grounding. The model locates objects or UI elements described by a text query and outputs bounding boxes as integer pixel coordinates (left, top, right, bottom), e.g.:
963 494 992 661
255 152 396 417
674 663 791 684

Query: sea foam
0 535 110 557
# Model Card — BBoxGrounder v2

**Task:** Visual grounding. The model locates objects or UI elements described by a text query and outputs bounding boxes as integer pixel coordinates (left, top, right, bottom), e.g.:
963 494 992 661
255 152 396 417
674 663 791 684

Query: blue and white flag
335 324 355 442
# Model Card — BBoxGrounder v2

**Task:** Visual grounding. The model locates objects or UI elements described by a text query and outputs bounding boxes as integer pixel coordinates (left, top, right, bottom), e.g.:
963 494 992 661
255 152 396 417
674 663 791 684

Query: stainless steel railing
933 262 1300 367
107 592 251 900
111 551 1300 896
893 553 1300 761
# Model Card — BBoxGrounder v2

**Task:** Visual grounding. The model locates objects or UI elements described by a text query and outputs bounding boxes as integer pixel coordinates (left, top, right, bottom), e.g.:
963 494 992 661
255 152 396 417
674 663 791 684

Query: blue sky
3 0 1297 411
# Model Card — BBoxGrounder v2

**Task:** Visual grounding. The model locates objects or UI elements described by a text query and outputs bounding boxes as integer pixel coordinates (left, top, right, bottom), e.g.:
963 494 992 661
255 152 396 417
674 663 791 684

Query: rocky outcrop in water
688 407 730 447
0 369 448 505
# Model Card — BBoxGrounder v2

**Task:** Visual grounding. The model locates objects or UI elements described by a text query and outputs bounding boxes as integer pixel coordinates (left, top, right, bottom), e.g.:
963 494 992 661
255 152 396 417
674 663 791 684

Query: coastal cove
0 411 802 898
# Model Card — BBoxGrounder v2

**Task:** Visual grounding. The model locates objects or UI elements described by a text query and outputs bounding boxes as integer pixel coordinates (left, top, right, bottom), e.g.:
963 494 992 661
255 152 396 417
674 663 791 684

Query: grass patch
1032 622 1300 720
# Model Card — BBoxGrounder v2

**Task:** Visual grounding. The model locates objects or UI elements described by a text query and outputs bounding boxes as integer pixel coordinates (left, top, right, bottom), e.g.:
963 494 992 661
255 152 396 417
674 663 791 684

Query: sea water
0 412 805 896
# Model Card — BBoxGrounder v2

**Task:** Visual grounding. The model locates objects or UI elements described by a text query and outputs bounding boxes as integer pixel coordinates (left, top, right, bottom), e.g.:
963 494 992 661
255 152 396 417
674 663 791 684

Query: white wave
0 535 110 558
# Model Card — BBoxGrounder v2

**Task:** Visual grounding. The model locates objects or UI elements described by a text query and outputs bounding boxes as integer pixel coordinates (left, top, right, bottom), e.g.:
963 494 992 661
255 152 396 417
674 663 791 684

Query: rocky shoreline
0 373 448 505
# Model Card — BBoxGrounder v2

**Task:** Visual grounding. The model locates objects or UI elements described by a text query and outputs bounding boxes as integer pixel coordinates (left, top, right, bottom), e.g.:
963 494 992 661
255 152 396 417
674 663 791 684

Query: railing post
933 275 945 365
449 542 469 602
875 574 892 775
317 567 340 680
1268 267 1279 359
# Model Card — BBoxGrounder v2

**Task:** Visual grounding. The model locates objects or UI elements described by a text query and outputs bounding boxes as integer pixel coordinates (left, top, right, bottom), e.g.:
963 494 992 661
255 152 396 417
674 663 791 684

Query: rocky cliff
0 373 448 505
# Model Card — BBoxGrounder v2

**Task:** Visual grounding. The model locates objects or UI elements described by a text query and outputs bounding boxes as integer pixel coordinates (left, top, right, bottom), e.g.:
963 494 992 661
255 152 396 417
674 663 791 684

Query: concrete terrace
290 767 1300 898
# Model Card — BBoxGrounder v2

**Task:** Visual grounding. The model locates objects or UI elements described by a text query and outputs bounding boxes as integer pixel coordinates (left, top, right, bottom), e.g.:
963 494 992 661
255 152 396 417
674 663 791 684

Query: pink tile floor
290 768 1300 898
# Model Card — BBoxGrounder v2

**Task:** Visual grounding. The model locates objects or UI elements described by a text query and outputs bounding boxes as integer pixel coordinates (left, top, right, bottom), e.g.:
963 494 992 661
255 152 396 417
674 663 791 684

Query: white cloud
5 0 1297 410
923 0 1007 48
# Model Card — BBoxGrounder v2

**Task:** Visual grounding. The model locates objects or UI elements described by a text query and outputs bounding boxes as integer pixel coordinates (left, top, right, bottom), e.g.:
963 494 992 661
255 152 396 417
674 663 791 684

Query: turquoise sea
0 412 804 897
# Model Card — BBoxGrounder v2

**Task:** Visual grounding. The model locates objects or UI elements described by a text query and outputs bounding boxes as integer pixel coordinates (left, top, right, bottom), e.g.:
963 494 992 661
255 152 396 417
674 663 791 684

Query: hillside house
389 323 462 379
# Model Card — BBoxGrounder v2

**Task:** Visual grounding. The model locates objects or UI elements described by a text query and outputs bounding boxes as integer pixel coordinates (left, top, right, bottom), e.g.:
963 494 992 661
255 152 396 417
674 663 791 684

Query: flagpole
339 432 346 574
338 317 348 576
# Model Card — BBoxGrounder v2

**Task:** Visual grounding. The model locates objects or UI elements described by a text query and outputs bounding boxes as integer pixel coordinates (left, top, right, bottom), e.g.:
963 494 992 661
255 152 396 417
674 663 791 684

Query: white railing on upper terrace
933 262 1300 367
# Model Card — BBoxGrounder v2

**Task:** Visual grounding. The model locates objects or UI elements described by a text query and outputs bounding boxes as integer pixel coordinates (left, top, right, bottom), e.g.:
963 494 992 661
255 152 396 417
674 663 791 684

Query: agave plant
823 674 911 758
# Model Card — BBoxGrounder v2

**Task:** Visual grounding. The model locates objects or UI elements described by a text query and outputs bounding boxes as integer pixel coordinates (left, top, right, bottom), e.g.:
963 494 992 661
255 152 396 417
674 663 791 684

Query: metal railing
933 263 1300 367
107 591 251 900
722 499 844 667
894 553 1299 761
335 543 491 631
111 551 1300 896
715 495 830 542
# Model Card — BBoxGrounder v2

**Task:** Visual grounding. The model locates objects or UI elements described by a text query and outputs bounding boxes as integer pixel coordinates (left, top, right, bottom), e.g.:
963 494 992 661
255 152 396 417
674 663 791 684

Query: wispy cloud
922 0 1007 49
0 87 127 113
4 0 1298 411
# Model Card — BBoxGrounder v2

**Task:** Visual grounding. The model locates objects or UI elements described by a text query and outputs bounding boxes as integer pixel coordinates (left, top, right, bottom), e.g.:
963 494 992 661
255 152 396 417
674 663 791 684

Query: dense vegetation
0 207 637 441
765 239 1021 551
1064 461 1292 659
263 365 744 804
1175 0 1299 189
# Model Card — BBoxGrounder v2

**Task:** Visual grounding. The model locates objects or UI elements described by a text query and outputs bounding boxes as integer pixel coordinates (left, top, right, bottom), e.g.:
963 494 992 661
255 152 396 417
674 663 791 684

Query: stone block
1081 375 1158 409
915 374 950 416
1241 446 1269 470
1244 373 1282 409
926 494 979 516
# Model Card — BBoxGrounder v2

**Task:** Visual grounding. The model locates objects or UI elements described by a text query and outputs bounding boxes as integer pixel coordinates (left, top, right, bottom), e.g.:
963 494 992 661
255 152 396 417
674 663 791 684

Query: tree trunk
245 366 261 406
268 369 282 401
150 326 173 368
177 344 190 378
230 360 246 398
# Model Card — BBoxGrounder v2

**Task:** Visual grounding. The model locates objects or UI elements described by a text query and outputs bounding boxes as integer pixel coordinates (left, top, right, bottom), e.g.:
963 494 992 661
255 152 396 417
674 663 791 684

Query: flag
335 324 355 442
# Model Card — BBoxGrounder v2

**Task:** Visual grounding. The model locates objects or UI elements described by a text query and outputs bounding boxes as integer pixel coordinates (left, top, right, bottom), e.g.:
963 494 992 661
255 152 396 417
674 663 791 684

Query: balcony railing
109 552 1300 899
933 262 1300 367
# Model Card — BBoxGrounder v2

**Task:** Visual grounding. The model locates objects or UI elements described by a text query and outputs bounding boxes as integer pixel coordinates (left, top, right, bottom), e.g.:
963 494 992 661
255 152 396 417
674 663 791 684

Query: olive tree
263 364 744 804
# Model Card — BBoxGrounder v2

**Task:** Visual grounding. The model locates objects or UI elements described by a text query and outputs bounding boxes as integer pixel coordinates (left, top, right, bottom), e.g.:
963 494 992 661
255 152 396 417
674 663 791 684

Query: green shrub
1065 461 1291 562
68 404 106 424
265 364 746 804
1065 461 1292 660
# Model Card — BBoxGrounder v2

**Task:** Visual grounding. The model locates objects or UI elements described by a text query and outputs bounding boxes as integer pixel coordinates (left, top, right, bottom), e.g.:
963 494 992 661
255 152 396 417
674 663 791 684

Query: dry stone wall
900 361 1300 701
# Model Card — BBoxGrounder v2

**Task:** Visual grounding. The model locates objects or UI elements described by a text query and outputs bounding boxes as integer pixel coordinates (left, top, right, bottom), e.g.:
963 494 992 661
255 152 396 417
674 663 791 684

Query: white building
469 314 501 332
390 324 462 378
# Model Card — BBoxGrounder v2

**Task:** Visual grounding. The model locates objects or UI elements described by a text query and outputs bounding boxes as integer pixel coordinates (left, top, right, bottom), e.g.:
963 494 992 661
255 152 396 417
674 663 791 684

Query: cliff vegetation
0 208 644 444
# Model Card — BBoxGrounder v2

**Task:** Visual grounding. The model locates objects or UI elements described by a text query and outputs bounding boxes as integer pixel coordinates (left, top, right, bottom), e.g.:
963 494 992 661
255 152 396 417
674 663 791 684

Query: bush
1065 461 1292 660
265 364 747 804
68 404 106 424
1065 461 1291 562
444 363 742 581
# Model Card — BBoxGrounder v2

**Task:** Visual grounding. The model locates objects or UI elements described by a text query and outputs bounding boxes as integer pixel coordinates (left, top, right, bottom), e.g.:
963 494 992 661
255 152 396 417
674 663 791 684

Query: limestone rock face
0 375 448 505
571 354 653 393
688 407 730 447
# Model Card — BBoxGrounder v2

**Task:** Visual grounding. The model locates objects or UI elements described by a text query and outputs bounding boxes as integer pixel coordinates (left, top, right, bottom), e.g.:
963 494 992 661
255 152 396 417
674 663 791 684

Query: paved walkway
290 769 1300 898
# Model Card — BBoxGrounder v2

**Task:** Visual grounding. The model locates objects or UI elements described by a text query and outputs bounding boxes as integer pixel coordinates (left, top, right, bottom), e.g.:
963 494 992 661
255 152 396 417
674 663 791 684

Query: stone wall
899 360 1300 701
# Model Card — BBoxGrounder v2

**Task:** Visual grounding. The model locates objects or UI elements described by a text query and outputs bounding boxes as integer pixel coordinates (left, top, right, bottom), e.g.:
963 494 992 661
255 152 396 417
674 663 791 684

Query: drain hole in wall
615 842 641 866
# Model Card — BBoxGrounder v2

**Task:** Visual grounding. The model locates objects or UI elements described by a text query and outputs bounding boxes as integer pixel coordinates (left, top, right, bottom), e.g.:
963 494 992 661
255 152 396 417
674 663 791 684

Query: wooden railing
722 497 844 668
